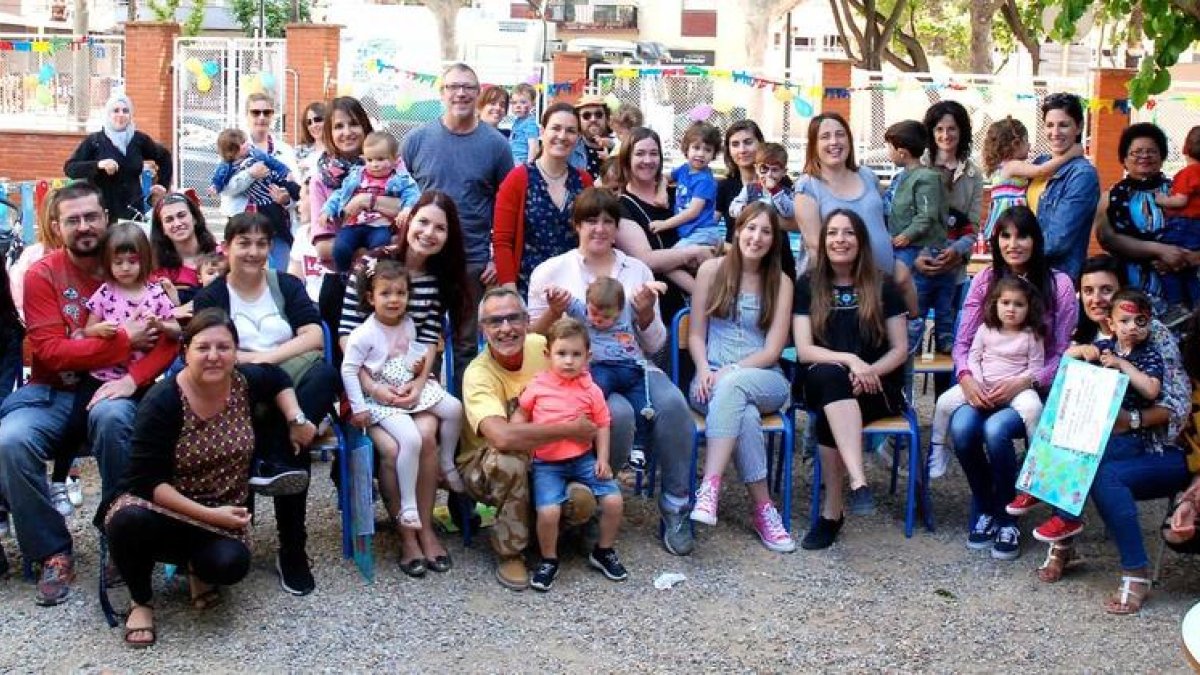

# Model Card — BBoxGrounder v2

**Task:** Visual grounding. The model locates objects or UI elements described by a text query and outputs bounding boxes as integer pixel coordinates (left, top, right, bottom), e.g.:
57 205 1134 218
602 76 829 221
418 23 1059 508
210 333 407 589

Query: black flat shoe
398 557 427 578
424 554 452 573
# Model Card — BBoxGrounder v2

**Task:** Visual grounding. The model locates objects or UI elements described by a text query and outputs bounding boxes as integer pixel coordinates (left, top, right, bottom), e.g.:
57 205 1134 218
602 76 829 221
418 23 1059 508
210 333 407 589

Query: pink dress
84 281 176 381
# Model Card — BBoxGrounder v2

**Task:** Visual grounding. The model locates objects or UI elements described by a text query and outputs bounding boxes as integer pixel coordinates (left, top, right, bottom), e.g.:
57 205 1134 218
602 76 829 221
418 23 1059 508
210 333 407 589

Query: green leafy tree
827 0 931 70
146 0 206 36
229 0 312 38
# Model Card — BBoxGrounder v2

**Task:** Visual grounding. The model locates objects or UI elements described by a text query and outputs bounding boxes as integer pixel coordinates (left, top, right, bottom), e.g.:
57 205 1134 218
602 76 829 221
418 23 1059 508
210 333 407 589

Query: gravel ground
2 391 1200 673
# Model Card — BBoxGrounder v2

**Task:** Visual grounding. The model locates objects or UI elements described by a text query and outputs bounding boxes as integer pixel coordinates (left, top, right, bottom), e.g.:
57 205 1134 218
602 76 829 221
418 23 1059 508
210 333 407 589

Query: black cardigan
96 364 291 527
193 271 322 336
64 130 172 222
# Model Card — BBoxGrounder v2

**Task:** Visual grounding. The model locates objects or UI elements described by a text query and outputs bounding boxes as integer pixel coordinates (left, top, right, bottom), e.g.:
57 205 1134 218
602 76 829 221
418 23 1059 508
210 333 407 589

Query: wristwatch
289 412 310 427
1129 409 1142 430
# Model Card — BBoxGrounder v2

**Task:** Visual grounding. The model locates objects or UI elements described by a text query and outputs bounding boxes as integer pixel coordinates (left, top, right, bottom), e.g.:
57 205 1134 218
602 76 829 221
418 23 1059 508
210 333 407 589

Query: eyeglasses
1128 149 1161 158
579 110 606 121
249 109 274 117
60 212 105 228
480 312 527 329
307 116 324 125
442 83 480 93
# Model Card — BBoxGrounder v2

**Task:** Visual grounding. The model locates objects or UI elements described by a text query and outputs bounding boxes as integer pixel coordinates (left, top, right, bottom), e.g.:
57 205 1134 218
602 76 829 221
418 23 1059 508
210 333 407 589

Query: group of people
2 62 1200 648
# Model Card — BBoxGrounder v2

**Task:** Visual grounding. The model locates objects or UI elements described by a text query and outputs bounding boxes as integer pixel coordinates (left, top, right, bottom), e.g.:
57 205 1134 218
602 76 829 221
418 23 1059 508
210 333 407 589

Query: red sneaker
1006 493 1042 516
1033 515 1084 543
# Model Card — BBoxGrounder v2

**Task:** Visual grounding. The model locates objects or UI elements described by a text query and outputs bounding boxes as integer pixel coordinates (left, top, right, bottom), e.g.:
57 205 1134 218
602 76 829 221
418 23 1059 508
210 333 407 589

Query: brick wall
820 59 852 122
0 130 87 181
124 22 179 147
1089 68 1133 255
551 52 588 106
286 24 341 145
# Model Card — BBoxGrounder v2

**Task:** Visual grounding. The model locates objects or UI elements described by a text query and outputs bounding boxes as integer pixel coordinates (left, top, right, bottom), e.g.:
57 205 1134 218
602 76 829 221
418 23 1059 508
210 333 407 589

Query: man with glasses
570 95 615 182
402 63 514 394
0 182 177 605
459 287 601 590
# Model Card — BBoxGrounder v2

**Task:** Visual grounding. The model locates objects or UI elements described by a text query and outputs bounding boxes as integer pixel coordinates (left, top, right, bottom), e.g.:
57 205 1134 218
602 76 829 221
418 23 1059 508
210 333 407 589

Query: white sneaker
50 482 73 518
66 477 84 507
928 444 950 479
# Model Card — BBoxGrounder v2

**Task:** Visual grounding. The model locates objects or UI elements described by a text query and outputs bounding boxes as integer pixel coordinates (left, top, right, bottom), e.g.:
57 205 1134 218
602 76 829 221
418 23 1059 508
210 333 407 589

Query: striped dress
339 271 443 346
982 166 1029 239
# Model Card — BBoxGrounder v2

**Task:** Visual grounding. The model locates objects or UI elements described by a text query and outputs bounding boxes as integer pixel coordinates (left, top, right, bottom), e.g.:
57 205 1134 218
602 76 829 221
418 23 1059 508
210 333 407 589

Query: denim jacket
322 164 420 218
1033 155 1100 281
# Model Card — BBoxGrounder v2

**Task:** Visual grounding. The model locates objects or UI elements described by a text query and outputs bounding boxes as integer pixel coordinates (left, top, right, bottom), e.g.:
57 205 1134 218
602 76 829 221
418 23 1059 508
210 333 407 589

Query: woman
294 101 328 185
948 206 1077 561
1028 93 1100 281
714 120 764 236
337 190 470 574
526 187 698 555
194 212 341 596
478 86 511 137
1032 255 1191 613
101 308 317 647
493 102 594 294
10 186 63 319
64 93 171 223
688 202 795 552
1095 123 1177 313
614 126 712 320
793 209 909 551
150 192 219 308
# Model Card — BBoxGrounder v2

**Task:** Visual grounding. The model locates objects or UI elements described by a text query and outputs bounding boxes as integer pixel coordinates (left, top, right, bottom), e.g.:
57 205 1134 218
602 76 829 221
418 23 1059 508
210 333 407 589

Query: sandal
398 509 422 531
1036 542 1080 583
1105 575 1151 615
123 604 157 649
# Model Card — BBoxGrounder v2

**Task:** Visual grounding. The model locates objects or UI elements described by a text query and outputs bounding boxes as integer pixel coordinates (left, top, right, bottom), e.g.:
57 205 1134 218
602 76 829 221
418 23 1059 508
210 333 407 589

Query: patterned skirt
365 355 447 423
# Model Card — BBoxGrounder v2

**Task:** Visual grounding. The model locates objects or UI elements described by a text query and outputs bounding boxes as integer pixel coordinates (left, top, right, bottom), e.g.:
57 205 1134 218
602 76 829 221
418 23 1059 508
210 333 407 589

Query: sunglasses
249 109 274 117
579 110 605 121
307 116 324 125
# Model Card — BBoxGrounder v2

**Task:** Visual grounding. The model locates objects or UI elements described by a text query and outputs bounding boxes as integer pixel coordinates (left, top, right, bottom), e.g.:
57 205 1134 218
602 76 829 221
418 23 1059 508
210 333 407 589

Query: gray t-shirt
566 297 646 364
401 120 514 264
795 166 894 273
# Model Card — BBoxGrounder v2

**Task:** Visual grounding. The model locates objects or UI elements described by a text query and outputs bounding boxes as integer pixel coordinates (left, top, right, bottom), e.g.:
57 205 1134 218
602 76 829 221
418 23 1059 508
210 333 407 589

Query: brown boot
495 556 529 591
562 482 597 527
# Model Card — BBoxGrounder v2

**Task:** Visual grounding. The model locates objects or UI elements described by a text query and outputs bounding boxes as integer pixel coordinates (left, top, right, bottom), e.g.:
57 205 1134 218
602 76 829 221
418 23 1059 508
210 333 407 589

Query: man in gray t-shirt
401 63 514 394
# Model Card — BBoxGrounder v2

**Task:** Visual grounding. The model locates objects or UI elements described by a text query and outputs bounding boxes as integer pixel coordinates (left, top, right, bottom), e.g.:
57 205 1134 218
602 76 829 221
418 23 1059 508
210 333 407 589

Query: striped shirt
340 271 443 345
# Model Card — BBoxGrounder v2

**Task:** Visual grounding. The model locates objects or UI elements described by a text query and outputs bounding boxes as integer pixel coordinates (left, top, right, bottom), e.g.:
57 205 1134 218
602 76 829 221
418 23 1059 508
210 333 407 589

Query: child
1155 125 1200 316
320 132 420 273
651 122 722 248
1030 289 1164 543
553 277 665 471
197 251 227 288
509 83 540 165
981 117 1084 240
729 142 803 272
884 120 953 352
341 259 464 530
929 277 1045 480
514 317 627 592
212 128 301 249
609 103 644 155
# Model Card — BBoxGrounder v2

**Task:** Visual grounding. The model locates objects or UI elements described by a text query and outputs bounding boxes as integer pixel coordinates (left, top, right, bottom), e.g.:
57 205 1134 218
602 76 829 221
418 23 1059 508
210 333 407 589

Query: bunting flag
0 35 102 55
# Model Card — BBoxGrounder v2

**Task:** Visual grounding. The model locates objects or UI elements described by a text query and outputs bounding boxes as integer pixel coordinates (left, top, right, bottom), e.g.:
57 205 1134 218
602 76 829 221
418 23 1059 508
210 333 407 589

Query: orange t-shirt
518 369 611 462
1171 164 1200 219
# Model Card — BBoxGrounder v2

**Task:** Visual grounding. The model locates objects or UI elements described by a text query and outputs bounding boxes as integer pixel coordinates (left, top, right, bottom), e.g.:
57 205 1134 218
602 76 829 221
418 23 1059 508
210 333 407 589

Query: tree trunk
969 0 997 73
1001 0 1042 75
1124 6 1144 68
424 0 464 62
127 0 138 22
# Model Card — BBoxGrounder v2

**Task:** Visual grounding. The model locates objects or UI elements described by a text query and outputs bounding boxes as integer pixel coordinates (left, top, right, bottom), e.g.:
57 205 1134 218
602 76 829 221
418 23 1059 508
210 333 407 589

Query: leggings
106 503 251 605
377 396 461 515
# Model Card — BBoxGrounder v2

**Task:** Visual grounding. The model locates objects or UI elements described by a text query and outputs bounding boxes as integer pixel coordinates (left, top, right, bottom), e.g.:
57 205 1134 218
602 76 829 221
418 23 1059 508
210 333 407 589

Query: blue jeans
590 361 651 452
949 405 1025 526
1090 449 1191 569
673 227 723 248
607 368 695 514
915 270 957 347
1053 432 1149 522
688 367 790 484
333 225 393 273
531 453 620 509
0 384 137 561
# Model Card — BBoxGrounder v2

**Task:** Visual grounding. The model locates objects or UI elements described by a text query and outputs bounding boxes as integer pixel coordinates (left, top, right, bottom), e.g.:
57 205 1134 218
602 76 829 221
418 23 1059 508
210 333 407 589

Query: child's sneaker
442 466 466 493
927 443 949 479
588 546 629 581
992 525 1022 560
967 514 997 550
628 448 646 472
1033 515 1084 543
249 462 310 496
66 476 83 508
50 482 73 518
530 559 559 592
690 475 720 525
752 501 796 553
1006 493 1041 516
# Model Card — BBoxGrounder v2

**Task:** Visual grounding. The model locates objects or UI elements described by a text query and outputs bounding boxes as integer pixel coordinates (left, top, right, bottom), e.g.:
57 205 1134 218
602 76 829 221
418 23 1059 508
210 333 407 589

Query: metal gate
174 37 287 213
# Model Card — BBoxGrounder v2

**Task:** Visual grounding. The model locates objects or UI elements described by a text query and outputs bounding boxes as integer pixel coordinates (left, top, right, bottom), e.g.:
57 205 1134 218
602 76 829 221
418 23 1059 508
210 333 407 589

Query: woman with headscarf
65 93 172 223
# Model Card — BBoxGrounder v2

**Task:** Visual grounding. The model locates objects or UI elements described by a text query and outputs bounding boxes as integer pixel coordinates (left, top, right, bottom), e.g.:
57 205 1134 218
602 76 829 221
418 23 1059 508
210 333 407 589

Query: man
460 287 602 590
0 182 176 605
401 63 514 393
569 95 615 182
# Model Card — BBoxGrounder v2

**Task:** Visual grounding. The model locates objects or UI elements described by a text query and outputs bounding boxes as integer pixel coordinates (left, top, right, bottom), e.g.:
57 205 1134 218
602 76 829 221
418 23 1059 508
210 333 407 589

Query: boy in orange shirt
514 317 627 591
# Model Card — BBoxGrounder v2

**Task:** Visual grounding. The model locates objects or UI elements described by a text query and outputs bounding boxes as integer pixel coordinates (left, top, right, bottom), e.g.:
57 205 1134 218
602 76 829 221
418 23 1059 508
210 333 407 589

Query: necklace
537 159 568 182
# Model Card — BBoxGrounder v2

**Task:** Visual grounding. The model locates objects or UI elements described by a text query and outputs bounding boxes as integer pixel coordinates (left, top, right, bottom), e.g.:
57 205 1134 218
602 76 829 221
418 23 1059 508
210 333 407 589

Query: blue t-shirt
671 164 718 237
566 297 646 364
509 115 539 165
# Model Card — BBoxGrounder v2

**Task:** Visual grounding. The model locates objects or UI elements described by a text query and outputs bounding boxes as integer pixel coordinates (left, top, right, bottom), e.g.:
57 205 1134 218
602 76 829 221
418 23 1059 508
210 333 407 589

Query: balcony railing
546 3 637 29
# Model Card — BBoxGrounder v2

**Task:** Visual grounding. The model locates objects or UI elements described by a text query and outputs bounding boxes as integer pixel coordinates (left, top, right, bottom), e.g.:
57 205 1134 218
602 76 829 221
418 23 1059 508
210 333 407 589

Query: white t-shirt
229 285 294 353
290 224 331 303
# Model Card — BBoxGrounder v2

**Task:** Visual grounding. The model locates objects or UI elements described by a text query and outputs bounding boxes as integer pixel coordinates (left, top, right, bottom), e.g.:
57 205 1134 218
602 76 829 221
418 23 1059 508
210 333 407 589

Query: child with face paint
1029 289 1165 544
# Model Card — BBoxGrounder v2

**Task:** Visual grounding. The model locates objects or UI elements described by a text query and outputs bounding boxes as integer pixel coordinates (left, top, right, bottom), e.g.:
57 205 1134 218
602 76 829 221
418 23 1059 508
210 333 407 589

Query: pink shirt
967 325 1044 389
84 281 177 382
518 369 611 462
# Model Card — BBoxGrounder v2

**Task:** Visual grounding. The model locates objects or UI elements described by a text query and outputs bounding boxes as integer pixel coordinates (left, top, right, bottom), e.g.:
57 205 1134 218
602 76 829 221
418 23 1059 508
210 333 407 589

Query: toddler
211 128 301 246
651 122 723 248
1155 125 1200 316
514 318 627 592
609 103 644 155
320 132 420 273
929 277 1045 480
729 142 803 272
1028 289 1164 543
197 251 228 288
342 259 464 530
508 83 540 165
981 117 1083 240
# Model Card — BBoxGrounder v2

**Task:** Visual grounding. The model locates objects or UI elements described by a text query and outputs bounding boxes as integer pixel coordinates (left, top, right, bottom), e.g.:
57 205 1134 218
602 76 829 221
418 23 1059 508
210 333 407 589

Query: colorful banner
1016 358 1129 517
0 36 102 55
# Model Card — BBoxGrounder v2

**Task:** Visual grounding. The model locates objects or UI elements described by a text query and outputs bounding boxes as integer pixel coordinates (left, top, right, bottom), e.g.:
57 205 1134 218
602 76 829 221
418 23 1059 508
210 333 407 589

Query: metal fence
1132 84 1200 176
849 70 1089 179
0 34 124 131
587 64 822 172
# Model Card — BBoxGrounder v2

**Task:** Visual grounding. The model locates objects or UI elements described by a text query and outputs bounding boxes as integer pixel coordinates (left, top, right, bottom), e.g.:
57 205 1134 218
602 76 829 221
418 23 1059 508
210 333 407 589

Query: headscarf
103 93 135 155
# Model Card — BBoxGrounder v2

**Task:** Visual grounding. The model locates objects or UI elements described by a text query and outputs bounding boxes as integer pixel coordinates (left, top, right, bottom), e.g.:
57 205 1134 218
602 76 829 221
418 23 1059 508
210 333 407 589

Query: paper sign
1048 362 1122 455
